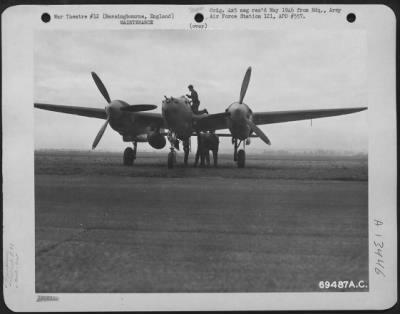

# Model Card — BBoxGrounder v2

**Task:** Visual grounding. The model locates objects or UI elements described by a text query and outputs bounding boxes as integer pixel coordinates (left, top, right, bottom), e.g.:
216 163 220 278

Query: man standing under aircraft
194 131 219 167
194 132 207 167
187 85 208 115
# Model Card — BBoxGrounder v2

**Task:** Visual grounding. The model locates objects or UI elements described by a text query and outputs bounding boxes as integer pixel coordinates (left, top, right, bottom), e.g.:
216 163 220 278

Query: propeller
91 72 111 103
246 118 271 145
238 66 271 145
91 72 112 149
90 72 157 150
92 119 109 149
239 66 252 104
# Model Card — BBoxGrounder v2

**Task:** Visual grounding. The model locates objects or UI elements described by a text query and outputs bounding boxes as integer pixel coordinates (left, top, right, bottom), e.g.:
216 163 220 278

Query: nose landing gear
166 132 190 168
167 132 178 168
167 148 177 169
123 142 137 166
183 139 190 167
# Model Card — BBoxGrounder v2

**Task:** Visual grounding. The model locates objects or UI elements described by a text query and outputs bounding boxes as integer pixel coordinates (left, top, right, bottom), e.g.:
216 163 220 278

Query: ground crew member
186 85 208 115
194 131 219 167
194 132 204 167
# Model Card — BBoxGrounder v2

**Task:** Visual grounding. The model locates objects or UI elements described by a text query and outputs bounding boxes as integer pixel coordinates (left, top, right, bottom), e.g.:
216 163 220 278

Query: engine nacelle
147 131 166 149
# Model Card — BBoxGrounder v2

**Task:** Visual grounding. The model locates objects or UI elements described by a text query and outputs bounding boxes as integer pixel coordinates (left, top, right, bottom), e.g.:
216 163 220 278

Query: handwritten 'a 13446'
374 219 385 277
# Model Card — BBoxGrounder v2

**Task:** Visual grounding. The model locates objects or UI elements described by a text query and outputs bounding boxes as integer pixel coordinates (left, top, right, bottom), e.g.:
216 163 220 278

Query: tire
167 152 175 168
237 149 245 168
123 147 134 166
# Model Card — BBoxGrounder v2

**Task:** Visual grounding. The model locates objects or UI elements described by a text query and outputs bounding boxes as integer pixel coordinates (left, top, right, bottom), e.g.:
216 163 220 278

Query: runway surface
35 151 368 292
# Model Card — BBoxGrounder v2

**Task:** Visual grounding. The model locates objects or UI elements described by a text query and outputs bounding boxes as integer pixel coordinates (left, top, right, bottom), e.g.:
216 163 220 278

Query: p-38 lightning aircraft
34 68 367 168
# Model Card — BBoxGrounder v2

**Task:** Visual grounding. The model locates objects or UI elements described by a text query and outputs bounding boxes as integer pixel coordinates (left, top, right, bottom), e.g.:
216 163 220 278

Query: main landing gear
123 142 137 166
233 138 246 168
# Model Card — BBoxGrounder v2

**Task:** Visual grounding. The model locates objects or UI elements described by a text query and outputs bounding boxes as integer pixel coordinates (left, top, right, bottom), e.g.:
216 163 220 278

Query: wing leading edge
34 103 107 120
253 107 367 125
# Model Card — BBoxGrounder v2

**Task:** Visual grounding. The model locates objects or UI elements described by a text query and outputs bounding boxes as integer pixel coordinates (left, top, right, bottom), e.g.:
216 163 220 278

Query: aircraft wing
35 103 166 129
34 103 107 119
134 112 167 128
194 112 230 131
194 107 366 132
253 107 367 125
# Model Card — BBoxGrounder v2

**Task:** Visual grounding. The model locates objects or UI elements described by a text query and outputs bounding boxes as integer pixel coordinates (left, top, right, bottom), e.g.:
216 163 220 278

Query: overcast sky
34 29 367 153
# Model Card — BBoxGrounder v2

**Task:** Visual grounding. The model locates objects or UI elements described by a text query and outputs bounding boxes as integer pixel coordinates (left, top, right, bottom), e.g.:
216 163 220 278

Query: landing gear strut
167 132 177 168
183 139 190 166
233 138 245 168
123 142 137 166
233 138 238 161
167 148 176 168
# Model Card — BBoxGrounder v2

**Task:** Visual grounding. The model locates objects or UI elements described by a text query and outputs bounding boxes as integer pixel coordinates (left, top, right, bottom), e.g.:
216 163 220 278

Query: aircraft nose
162 99 179 116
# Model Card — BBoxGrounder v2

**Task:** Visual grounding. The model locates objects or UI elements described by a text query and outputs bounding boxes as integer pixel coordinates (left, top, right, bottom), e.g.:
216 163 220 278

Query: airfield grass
35 150 368 292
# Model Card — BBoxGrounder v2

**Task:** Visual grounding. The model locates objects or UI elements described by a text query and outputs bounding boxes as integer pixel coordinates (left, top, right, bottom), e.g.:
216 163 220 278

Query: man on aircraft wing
187 84 208 115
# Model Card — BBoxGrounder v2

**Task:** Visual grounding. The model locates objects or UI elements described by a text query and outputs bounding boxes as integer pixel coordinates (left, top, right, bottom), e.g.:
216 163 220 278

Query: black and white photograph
2 4 397 311
33 28 369 293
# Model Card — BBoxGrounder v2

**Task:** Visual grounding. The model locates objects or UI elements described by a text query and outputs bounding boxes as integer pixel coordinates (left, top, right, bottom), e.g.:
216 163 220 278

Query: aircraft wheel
237 149 245 168
123 147 134 166
167 152 176 168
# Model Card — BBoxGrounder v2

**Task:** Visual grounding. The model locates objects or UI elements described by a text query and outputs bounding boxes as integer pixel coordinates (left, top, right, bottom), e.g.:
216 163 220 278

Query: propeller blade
239 66 252 104
91 72 111 103
120 104 157 112
246 118 271 145
92 119 109 149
